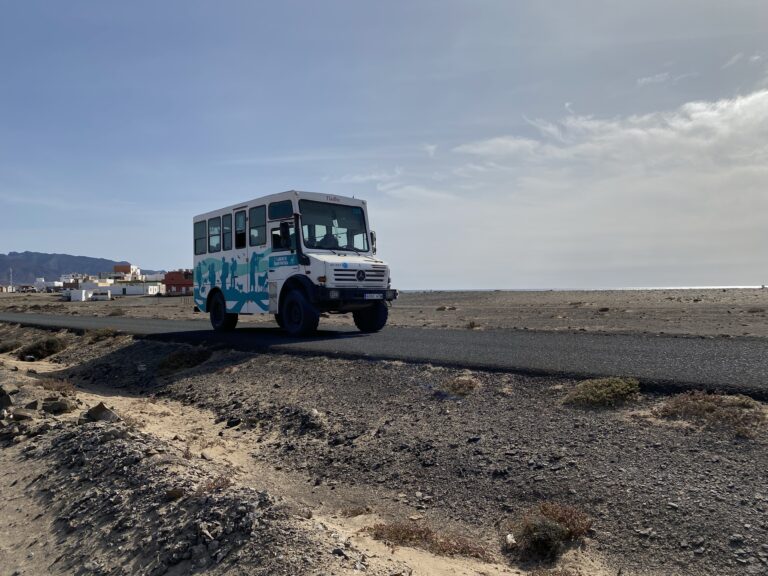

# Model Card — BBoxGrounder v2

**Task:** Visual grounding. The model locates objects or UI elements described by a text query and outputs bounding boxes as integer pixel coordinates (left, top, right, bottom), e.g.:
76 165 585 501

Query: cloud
456 90 768 170
422 144 437 158
376 89 768 287
332 167 402 184
637 72 670 86
722 52 744 69
453 136 542 158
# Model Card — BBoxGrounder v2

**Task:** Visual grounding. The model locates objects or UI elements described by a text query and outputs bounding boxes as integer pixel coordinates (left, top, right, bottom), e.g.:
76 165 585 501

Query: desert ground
1 287 768 337
1 321 767 576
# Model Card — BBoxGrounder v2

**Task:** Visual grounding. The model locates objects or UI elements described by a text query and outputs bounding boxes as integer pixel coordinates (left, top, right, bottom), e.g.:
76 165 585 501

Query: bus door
227 208 248 311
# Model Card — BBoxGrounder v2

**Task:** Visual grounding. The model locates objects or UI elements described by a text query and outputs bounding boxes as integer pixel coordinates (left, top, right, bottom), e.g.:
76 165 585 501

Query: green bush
563 377 640 407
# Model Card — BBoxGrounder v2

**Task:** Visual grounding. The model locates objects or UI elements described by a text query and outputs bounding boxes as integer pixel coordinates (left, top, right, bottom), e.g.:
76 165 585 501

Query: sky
1 1 767 289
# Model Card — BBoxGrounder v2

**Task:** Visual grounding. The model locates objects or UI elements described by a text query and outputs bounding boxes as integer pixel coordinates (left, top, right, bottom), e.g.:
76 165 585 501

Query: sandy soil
2 324 767 575
2 287 767 337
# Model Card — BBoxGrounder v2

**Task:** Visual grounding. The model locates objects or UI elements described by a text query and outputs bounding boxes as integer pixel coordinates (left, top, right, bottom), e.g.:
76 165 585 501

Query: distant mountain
0 251 161 285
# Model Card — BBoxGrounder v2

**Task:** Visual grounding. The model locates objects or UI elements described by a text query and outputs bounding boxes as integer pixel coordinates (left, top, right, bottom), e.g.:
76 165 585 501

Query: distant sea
401 286 766 293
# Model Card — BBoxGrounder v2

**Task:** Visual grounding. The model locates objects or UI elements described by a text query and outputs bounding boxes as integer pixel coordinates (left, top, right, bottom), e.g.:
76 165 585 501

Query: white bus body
193 190 397 335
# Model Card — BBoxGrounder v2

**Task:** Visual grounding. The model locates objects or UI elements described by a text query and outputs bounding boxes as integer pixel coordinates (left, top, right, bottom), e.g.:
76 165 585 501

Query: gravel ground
2 324 767 575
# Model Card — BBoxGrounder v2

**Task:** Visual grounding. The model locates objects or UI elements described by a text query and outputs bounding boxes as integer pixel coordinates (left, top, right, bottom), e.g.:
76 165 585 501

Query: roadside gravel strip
0 324 764 575
1 312 768 397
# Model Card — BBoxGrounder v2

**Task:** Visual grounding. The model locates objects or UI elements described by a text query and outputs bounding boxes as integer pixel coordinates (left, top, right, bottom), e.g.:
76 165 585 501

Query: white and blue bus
193 190 397 335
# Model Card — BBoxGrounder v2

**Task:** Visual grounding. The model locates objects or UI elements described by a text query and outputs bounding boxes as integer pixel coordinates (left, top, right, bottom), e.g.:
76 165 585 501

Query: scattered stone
25 399 40 410
42 398 77 415
165 487 185 501
81 402 121 423
0 383 20 396
11 409 37 421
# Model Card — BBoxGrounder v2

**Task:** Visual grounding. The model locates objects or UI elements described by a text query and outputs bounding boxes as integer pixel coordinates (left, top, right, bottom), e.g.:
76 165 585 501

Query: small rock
11 409 37 422
225 417 241 428
0 383 20 396
408 514 423 521
505 533 517 549
82 402 121 423
42 398 77 415
166 487 185 501
24 400 40 410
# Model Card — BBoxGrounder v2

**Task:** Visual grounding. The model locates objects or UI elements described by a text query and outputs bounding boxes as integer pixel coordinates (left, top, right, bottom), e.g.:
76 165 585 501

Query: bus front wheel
353 302 388 333
209 292 238 331
280 290 319 336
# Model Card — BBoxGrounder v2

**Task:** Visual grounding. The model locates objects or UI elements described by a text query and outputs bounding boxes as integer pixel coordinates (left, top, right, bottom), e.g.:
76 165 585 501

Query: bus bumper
312 287 398 310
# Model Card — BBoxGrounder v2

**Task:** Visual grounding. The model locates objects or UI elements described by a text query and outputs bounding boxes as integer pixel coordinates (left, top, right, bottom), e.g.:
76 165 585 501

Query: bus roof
193 190 367 221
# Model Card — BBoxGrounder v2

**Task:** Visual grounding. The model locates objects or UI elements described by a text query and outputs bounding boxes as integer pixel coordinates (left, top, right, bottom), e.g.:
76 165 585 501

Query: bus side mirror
279 222 291 248
370 231 377 254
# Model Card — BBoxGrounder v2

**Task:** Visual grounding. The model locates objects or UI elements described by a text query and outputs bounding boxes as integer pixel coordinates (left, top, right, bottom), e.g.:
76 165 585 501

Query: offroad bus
193 190 397 335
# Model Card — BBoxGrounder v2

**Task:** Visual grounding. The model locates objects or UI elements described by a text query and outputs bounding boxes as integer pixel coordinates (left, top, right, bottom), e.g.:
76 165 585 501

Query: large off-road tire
209 291 238 331
353 302 388 333
280 290 319 336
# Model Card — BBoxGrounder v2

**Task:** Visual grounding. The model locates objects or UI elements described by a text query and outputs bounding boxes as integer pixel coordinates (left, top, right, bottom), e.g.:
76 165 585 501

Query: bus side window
208 217 221 253
235 210 246 249
222 213 232 251
249 205 266 246
194 221 207 255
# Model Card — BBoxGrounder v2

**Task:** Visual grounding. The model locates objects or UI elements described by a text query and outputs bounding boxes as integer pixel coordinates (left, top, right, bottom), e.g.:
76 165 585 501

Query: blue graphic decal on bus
268 254 298 268
194 249 272 313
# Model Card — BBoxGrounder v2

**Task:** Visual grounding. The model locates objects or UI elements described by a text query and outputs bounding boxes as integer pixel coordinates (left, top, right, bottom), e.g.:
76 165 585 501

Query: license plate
364 293 384 300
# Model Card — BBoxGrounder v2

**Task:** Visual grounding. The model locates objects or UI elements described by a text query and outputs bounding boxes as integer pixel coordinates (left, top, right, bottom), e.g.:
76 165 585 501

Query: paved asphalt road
1 312 767 397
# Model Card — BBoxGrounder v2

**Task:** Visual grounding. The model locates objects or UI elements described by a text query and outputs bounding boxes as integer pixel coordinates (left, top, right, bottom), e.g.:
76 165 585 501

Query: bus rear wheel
209 291 238 331
353 302 388 333
280 290 319 336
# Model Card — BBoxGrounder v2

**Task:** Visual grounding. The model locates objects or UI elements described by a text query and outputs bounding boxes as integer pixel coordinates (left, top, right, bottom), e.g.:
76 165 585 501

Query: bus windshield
299 199 369 252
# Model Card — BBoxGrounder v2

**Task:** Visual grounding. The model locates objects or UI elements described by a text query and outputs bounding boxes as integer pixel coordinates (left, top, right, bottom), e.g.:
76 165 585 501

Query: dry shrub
0 340 20 354
157 347 212 375
655 391 765 438
508 502 592 561
107 308 125 317
37 378 77 395
563 377 639 407
195 474 233 496
369 521 491 562
86 328 119 343
538 502 592 540
443 375 480 396
465 320 478 330
17 337 67 361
